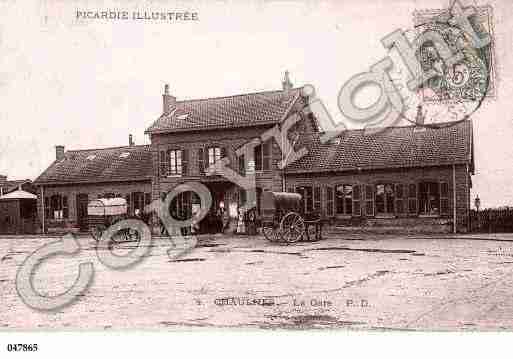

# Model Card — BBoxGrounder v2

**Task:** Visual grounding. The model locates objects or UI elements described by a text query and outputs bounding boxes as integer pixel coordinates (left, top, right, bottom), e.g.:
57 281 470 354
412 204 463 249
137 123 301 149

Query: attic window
86 154 97 161
119 152 130 158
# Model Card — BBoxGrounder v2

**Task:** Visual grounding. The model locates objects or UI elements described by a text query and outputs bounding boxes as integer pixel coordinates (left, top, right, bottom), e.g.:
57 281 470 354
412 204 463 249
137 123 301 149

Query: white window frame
169 149 183 176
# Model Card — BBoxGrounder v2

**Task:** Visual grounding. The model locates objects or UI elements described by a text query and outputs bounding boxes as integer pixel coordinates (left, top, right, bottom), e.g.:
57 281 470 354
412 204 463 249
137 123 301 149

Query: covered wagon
261 191 323 243
87 197 140 242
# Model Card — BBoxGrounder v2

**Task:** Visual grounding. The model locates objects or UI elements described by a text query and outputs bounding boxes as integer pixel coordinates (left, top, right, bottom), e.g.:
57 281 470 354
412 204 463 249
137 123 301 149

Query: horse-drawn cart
261 191 323 244
88 197 140 243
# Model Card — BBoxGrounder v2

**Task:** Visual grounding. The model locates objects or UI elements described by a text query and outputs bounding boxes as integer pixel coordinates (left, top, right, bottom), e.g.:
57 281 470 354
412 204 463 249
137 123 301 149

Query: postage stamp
413 4 496 103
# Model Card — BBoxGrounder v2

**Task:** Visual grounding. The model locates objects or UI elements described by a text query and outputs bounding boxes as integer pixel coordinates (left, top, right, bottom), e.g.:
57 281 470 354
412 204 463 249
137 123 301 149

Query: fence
470 208 513 233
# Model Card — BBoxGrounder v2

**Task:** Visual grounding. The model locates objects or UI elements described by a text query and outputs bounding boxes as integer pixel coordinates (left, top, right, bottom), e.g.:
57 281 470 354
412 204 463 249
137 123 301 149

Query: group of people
158 203 260 236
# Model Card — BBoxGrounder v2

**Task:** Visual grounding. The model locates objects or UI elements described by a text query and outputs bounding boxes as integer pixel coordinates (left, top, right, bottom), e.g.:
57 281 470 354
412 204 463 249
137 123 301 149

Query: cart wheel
262 225 280 242
280 212 305 243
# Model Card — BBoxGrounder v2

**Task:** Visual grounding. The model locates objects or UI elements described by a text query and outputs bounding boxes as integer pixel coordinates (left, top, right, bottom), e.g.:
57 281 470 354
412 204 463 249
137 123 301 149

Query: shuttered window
169 149 182 175
336 184 353 215
254 140 271 171
326 187 334 217
314 186 322 213
198 148 205 175
440 182 449 215
208 147 221 167
395 184 405 214
159 150 169 177
408 183 417 215
352 185 362 216
182 149 188 175
365 185 374 216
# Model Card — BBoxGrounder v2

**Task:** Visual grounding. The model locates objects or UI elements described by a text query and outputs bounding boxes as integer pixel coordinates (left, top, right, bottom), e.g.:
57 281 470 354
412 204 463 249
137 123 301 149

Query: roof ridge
66 144 150 153
305 119 470 137
175 87 302 104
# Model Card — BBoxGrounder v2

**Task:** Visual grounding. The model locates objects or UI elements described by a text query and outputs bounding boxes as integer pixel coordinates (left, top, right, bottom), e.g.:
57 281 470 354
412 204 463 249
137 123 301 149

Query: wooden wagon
87 197 140 243
260 191 323 243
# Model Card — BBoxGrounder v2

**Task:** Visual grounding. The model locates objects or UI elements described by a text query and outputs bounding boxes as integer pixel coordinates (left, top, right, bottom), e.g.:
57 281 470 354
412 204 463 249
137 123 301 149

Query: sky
0 0 512 208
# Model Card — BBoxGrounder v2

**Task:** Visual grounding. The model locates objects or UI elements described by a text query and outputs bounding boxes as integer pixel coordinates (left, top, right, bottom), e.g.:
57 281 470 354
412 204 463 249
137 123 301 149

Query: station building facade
34 73 474 233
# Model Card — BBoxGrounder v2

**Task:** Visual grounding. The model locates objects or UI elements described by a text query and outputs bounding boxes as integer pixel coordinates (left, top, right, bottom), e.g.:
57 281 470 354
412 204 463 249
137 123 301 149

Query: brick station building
34 72 474 233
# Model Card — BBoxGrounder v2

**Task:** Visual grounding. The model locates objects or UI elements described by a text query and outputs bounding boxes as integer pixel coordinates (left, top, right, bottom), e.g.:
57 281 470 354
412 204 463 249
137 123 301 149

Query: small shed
0 189 38 234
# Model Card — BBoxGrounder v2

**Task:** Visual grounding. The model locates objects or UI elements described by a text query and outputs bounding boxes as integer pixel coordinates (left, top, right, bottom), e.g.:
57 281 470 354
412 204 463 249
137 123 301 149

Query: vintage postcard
1 0 513 354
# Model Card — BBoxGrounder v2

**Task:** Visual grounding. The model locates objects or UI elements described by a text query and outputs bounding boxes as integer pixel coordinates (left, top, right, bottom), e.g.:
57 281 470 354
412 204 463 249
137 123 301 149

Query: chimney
129 134 134 146
415 104 425 126
282 70 293 91
56 145 65 161
162 83 176 115
414 105 426 132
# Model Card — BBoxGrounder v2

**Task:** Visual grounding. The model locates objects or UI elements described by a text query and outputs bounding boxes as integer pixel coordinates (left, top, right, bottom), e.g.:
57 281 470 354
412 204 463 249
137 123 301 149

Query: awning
0 189 37 200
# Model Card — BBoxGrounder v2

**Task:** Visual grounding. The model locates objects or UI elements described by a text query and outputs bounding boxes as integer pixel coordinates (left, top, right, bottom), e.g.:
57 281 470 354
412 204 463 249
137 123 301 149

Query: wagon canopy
87 197 128 216
261 191 302 219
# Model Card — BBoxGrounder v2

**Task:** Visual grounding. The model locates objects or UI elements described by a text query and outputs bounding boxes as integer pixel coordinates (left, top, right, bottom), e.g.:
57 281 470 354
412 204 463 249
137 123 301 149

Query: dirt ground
2 231 513 330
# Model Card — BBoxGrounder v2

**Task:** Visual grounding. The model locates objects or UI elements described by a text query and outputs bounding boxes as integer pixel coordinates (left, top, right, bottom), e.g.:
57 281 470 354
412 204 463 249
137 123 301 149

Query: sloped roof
34 145 153 185
0 189 37 200
0 179 32 193
285 120 473 173
145 88 302 134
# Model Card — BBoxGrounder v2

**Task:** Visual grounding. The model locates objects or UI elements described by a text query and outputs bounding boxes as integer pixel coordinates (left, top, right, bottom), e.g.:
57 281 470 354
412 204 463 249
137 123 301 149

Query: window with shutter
254 144 262 171
169 149 182 175
335 184 353 215
159 150 168 177
440 182 449 215
395 184 405 214
365 185 374 216
353 185 361 216
408 183 417 215
207 146 222 167
326 187 334 217
182 148 188 175
375 183 395 215
198 148 204 175
263 140 271 170
314 186 321 213
62 196 69 219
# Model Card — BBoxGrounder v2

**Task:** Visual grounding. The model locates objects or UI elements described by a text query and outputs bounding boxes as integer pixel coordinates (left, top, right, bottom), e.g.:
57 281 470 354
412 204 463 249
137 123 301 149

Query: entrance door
76 193 89 232
201 182 230 234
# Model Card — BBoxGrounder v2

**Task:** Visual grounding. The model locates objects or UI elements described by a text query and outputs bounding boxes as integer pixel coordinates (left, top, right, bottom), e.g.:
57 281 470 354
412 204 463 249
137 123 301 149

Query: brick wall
285 164 472 232
37 181 151 233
